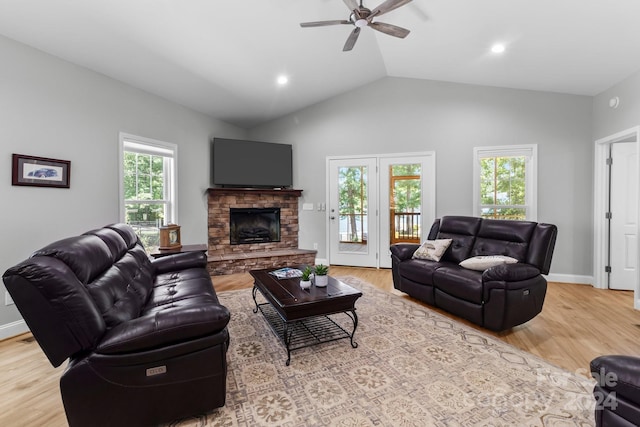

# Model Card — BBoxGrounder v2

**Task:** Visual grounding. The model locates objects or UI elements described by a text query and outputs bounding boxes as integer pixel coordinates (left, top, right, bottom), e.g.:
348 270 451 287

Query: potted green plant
300 266 313 289
314 264 329 287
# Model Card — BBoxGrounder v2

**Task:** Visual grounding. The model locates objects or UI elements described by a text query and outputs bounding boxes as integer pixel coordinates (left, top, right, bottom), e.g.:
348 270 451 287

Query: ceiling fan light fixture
301 0 413 51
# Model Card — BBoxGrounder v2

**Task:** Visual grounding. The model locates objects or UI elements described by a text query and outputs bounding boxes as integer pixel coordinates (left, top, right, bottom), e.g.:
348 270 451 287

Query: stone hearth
207 188 316 275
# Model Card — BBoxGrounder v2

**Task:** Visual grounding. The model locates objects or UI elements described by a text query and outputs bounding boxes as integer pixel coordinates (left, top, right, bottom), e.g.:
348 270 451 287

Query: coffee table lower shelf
253 300 358 366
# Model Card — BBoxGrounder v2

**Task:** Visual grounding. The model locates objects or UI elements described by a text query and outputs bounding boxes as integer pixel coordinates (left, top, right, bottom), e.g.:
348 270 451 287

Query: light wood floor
1 266 639 426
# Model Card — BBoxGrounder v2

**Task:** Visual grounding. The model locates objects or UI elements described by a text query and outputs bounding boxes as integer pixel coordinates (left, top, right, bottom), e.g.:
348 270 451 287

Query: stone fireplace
207 188 316 275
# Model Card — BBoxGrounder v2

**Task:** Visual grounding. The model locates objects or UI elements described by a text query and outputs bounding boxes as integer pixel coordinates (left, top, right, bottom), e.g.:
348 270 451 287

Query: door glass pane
338 166 368 253
390 164 421 244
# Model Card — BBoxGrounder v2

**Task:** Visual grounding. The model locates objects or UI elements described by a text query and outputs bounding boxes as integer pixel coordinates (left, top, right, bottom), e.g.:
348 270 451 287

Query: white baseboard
0 320 29 340
315 258 329 265
544 273 594 286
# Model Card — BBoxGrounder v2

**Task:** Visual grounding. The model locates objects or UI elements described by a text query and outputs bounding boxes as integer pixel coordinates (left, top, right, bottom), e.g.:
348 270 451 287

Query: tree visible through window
339 166 368 243
390 164 421 243
474 145 537 221
120 134 177 250
480 156 526 219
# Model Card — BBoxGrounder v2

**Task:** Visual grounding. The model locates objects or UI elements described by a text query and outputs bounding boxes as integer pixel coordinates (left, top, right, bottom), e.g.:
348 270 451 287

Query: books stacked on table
269 267 303 279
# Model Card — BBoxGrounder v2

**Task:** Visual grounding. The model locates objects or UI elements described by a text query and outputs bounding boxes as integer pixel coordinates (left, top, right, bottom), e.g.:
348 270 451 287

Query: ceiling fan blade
343 27 361 51
343 0 359 11
300 20 351 27
371 0 413 17
369 21 410 38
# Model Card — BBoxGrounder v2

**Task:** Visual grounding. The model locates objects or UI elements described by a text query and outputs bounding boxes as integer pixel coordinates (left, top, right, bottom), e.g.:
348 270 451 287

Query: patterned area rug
171 277 595 426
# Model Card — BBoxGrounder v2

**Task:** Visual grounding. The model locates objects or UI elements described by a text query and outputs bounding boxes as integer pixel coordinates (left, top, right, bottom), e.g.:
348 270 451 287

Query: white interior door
328 158 378 267
610 142 639 290
379 154 436 268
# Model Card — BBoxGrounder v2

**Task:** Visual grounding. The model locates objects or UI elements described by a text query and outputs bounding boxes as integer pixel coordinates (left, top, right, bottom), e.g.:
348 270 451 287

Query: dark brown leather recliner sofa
390 216 557 331
590 355 640 426
2 223 230 427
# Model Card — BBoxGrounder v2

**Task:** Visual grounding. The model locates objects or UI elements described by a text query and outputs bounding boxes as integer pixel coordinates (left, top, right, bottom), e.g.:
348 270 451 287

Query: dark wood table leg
346 310 359 348
252 285 259 313
283 322 292 366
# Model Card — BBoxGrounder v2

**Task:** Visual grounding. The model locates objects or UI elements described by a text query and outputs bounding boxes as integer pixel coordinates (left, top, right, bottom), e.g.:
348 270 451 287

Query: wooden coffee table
249 267 363 365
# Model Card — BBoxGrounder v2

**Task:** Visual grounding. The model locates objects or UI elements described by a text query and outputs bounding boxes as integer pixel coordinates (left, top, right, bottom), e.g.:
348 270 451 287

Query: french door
379 155 435 268
328 153 435 268
328 158 378 267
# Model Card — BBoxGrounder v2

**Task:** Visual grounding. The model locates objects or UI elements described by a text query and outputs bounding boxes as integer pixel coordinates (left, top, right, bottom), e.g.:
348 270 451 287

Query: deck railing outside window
393 212 421 241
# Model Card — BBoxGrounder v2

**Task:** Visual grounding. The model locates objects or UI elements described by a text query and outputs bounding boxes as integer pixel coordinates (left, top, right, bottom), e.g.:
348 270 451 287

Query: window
119 133 177 250
473 145 537 221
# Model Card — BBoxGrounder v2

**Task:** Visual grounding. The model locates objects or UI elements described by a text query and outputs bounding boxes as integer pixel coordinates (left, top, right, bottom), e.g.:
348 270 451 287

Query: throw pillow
412 239 453 262
459 255 518 271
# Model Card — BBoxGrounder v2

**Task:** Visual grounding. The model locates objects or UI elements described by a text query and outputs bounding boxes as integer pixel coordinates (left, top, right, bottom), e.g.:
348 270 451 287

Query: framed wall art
12 154 71 188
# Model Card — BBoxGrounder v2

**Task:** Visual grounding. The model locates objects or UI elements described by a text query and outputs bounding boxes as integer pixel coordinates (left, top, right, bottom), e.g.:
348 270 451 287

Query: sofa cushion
412 239 452 261
33 234 113 285
398 259 443 285
436 217 482 263
87 245 154 328
150 268 219 306
432 265 484 304
459 255 518 271
96 297 230 354
107 223 140 249
471 220 537 260
482 263 541 283
84 228 129 262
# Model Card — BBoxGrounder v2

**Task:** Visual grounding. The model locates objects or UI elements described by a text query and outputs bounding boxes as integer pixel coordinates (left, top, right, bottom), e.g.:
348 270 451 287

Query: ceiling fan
300 0 413 52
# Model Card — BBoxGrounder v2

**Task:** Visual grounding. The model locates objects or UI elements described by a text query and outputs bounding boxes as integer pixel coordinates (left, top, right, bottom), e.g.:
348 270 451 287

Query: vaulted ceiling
1 0 639 128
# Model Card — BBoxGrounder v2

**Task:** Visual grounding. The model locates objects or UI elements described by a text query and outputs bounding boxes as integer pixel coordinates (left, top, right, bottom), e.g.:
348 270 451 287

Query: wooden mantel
207 188 303 197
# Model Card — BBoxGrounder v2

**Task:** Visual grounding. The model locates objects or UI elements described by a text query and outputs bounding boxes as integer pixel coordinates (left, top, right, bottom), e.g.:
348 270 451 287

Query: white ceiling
1 0 640 128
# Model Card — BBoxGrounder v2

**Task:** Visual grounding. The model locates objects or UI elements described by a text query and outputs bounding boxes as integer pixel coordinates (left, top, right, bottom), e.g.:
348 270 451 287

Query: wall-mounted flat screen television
211 138 293 188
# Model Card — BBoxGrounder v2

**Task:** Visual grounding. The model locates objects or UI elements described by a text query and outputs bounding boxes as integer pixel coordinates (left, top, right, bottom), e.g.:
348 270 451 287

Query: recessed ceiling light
491 44 506 54
277 75 289 86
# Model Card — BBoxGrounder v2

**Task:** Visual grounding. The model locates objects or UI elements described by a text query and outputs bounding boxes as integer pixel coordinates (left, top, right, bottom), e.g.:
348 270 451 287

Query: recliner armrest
390 243 421 261
482 263 541 284
96 298 230 355
591 355 640 407
152 251 207 274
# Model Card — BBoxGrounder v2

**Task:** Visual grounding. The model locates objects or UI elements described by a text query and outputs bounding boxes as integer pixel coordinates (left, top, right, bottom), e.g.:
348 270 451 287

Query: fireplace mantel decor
159 224 181 250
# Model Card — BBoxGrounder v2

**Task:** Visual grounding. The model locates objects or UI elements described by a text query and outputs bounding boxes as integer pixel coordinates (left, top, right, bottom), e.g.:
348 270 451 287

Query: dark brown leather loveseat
590 355 640 426
2 223 230 426
390 216 557 331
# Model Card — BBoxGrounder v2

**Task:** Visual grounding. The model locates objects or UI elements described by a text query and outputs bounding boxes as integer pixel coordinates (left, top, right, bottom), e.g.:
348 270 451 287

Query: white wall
3 29 635 336
592 68 640 140
248 77 594 279
0 35 246 333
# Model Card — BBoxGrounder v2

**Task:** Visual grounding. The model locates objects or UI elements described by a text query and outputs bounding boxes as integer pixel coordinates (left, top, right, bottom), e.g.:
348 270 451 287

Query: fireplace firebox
230 208 281 245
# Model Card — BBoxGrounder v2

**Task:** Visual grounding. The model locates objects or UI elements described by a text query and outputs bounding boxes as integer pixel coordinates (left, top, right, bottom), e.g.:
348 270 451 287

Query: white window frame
473 144 537 221
118 132 178 225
